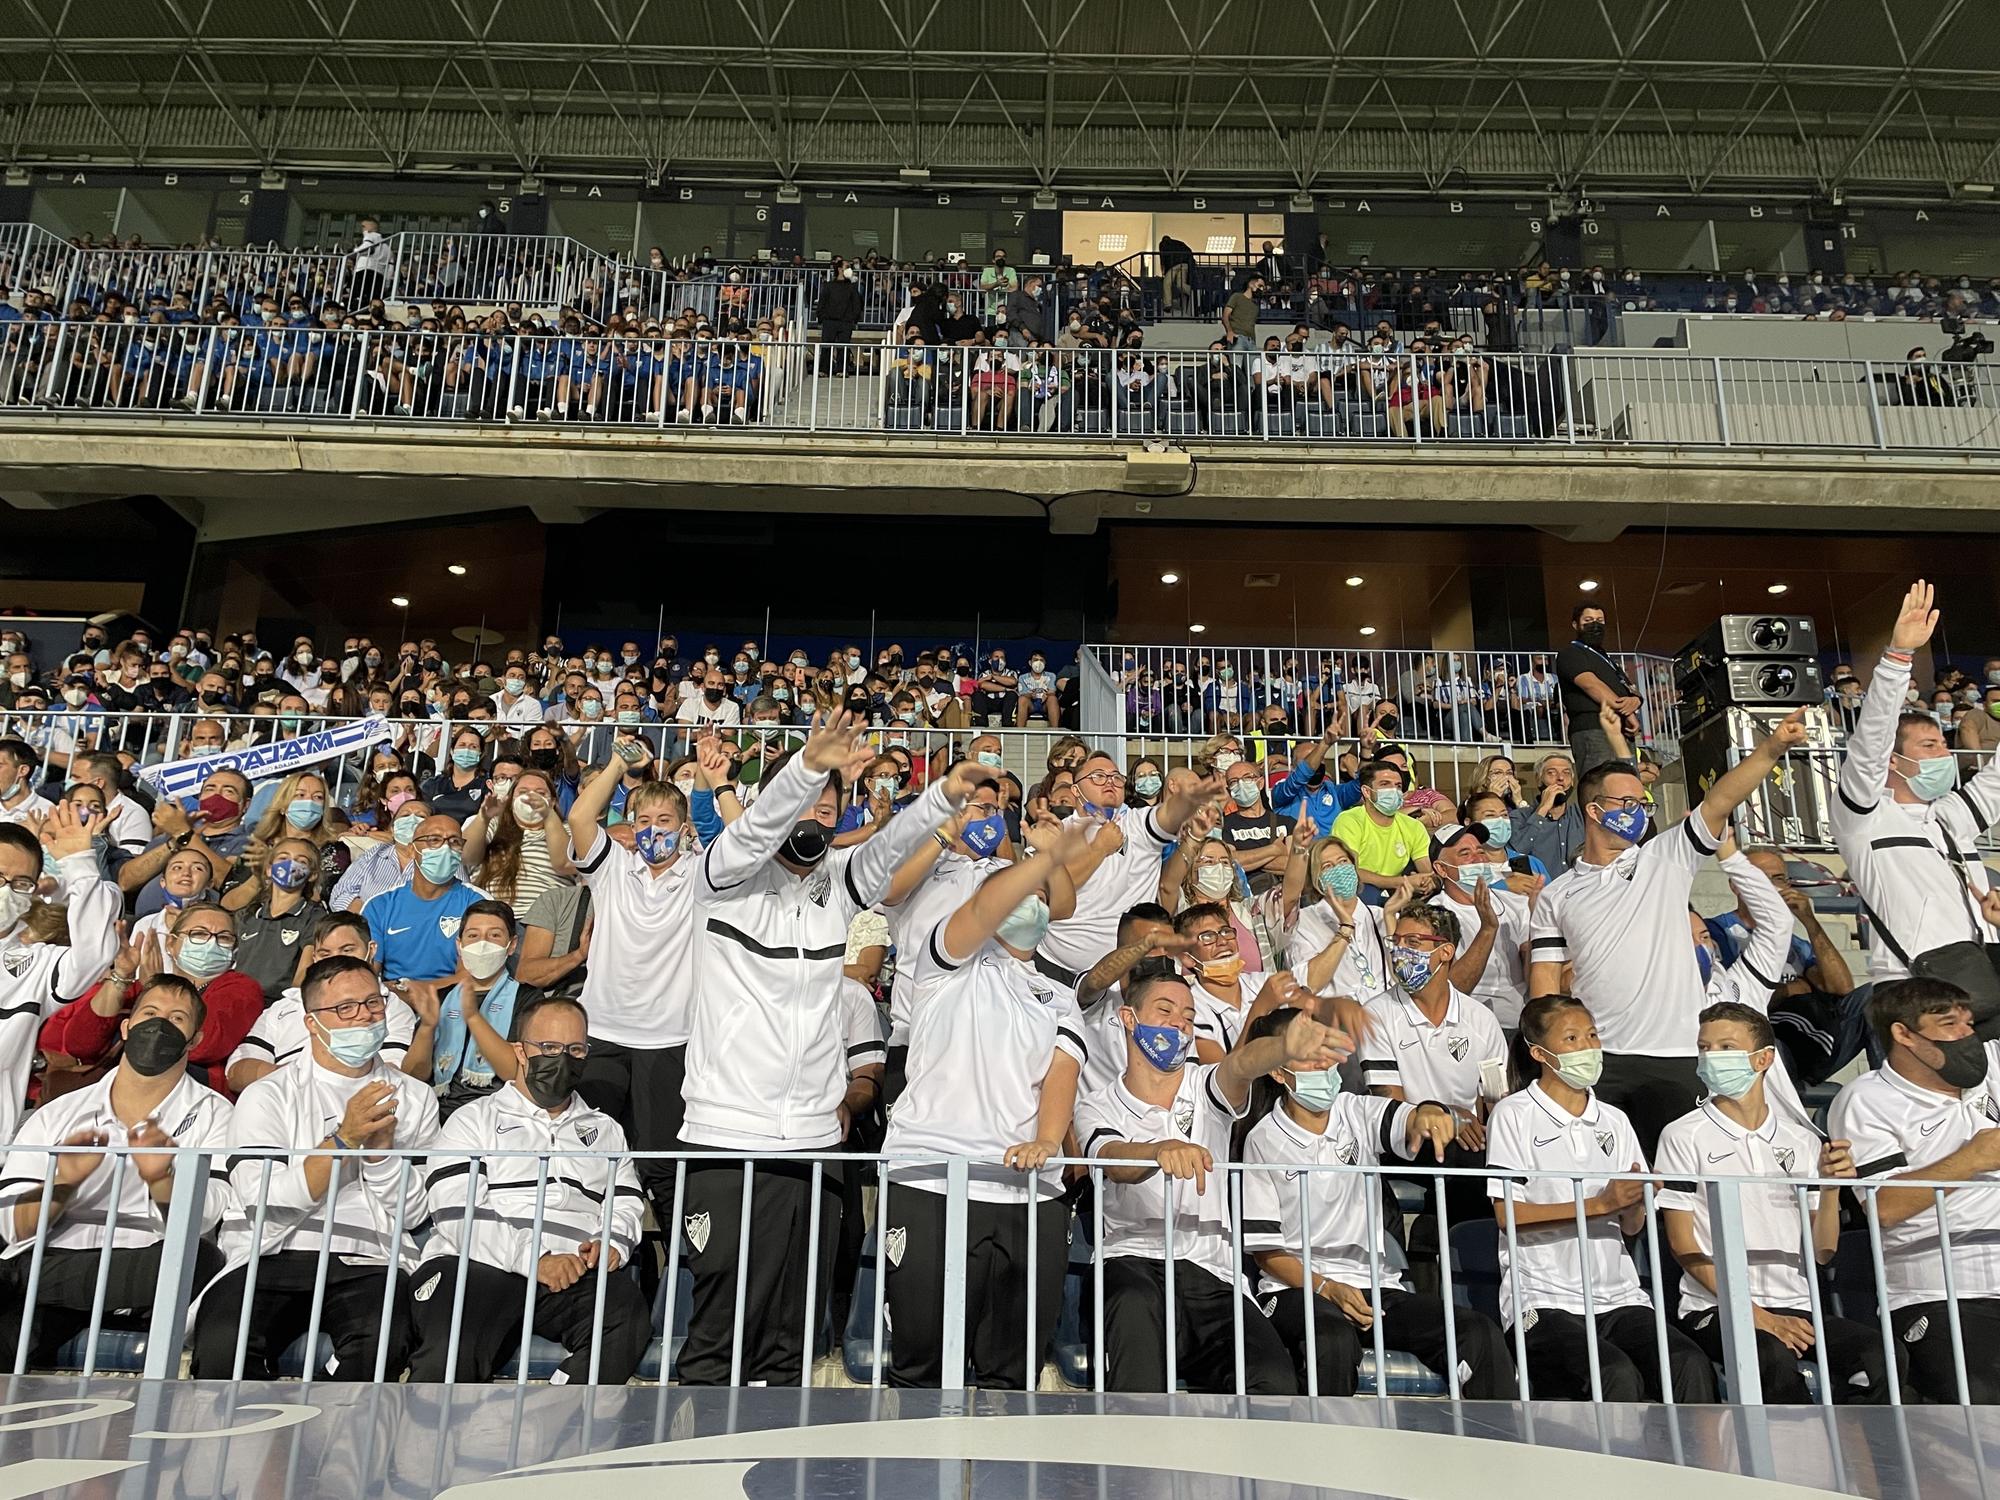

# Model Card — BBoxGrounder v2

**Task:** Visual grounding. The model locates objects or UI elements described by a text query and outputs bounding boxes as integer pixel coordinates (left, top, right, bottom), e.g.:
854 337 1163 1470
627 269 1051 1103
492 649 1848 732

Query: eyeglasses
521 1039 591 1061
1592 795 1646 813
310 994 387 1022
1077 769 1124 788
1396 933 1452 951
2 875 36 896
413 834 467 851
177 930 237 947
1187 927 1233 947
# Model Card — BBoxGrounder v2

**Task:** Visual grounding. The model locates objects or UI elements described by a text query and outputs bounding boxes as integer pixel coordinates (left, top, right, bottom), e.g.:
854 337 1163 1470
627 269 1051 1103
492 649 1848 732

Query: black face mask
528 747 561 772
123 1017 190 1077
1577 621 1607 647
1932 1034 1990 1090
780 817 832 866
521 1051 579 1109
704 686 726 704
199 689 229 707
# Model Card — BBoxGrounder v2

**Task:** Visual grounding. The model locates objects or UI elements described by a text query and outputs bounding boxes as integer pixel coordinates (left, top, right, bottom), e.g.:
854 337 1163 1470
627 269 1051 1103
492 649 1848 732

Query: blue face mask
418 847 461 884
1290 1067 1341 1110
1134 774 1163 798
285 797 324 830
1318 862 1360 901
976 750 1006 770
1454 863 1506 893
393 812 422 847
1130 1018 1192 1072
1695 944 1715 988
1390 944 1437 994
634 825 680 865
318 1017 387 1068
451 746 482 770
1696 1048 1763 1100
772 687 790 702
268 856 310 891
1372 787 1405 816
1900 751 1959 802
1079 798 1111 821
961 813 1006 858
1483 816 1512 848
1596 802 1649 843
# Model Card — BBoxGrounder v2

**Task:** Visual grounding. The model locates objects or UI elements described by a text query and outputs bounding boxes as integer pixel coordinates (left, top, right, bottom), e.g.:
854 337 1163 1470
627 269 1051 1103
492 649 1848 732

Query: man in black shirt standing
1553 600 1641 775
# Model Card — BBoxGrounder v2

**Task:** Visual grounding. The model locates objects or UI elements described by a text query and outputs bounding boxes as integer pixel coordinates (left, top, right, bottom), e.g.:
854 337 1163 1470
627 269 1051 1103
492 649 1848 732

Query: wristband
933 831 951 853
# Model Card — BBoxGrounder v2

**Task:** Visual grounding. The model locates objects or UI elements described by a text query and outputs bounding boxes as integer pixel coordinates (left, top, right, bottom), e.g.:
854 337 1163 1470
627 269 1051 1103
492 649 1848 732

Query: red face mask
198 790 241 825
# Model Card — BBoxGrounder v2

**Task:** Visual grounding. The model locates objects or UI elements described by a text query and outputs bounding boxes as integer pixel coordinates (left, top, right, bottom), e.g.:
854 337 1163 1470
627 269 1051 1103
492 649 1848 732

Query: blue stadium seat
841 1258 892 1384
1358 1349 1447 1397
634 1268 693 1383
49 1328 150 1375
276 1334 334 1378
496 1266 654 1381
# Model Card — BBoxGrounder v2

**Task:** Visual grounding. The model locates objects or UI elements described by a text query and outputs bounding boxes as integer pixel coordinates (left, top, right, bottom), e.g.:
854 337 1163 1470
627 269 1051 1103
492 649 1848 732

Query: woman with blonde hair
463 765 575 913
221 833 330 1001
1287 832 1393 1003
231 771 345 902
1469 753 1526 810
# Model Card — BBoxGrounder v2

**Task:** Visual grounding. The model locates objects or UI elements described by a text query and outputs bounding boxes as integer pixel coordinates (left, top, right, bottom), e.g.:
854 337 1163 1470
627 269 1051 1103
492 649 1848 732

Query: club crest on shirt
1173 1099 1196 1136
1334 1134 1358 1167
413 1271 443 1304
884 1226 907 1268
804 868 833 908
684 1212 711 1254
1774 1146 1797 1173
1446 1035 1469 1062
1905 1315 1930 1344
1594 1129 1615 1157
171 1108 199 1138
577 1124 598 1147
1983 1094 2000 1125
439 916 462 939
1 949 30 978
1261 1295 1279 1317
280 928 300 946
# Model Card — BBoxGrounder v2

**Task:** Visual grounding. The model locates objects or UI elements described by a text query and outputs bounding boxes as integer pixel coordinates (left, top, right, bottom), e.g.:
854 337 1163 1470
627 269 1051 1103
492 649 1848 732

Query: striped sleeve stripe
1056 1026 1087 1060
1528 936 1566 952
1241 1218 1282 1235
1856 1152 1909 1179
1083 1127 1122 1153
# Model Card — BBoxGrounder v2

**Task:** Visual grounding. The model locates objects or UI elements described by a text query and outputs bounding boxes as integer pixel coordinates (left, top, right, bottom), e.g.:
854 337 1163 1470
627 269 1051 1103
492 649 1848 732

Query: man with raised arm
676 710 976 1387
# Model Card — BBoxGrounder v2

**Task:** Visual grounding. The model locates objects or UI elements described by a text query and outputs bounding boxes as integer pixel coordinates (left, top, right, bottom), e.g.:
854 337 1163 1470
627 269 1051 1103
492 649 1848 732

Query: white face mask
0 886 30 934
511 794 545 824
460 940 509 982
1194 864 1235 898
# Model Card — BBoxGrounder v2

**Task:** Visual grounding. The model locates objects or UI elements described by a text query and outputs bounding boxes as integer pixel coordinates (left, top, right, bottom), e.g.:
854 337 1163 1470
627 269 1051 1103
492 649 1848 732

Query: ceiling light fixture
1160 571 1180 584
1359 625 1377 636
390 595 410 608
1578 579 1600 592
1766 582 1789 595
447 563 467 576
1188 623 1206 634
1345 575 1364 587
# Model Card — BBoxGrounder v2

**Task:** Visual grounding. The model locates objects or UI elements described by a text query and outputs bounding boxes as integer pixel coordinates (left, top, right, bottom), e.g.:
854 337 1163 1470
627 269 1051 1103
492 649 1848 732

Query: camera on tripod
1940 314 1994 363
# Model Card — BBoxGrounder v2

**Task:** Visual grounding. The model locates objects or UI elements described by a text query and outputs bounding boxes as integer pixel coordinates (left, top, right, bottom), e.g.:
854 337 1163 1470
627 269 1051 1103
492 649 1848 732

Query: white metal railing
59 246 357 319
1083 643 1682 753
1 1138 1975 1407
3 333 1995 458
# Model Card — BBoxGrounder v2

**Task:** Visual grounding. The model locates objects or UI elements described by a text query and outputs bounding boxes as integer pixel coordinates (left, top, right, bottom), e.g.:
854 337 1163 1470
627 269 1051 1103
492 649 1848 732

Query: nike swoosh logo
1399 1037 1420 1049
386 926 411 935
495 1123 519 1136
1534 1134 1561 1147
1707 1151 1734 1163
1921 1118 1947 1136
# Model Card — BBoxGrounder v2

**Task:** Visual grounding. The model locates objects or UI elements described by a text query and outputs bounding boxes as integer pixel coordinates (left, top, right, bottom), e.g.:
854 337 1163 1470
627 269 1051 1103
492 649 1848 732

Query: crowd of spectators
0 585 1997 1405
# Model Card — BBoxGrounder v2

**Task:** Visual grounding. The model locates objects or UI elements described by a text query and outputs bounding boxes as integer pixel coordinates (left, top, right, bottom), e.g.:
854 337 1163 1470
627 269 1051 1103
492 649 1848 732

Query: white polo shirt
573 834 698 1048
878 848 1003 1046
1529 815 1721 1056
1655 1097 1822 1314
1484 1083 1652 1327
1192 979 1249 1054
0 852 122 1142
0 1070 233 1257
1241 1093 1417 1296
1039 805 1174 976
1076 1061 1247 1289
885 923 1087 1202
1357 985 1507 1112
226 985 418 1081
102 794 153 855
1287 899 1392 1004
839 976 887 1073
1430 887 1531 1027
1079 992 1132 1102
1829 1047 2000 1309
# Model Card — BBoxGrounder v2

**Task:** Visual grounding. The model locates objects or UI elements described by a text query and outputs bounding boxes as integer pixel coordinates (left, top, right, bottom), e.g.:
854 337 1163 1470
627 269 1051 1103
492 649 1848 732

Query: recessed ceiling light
1160 571 1180 584
447 563 467 576
1578 579 1600 592
1359 625 1377 636
1345 575 1364 587
390 595 410 608
1188 623 1206 634
1766 582 1789 595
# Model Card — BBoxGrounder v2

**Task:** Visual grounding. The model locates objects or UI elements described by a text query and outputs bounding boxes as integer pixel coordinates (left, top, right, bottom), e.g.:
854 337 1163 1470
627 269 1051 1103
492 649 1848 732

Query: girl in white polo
1483 994 1716 1402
